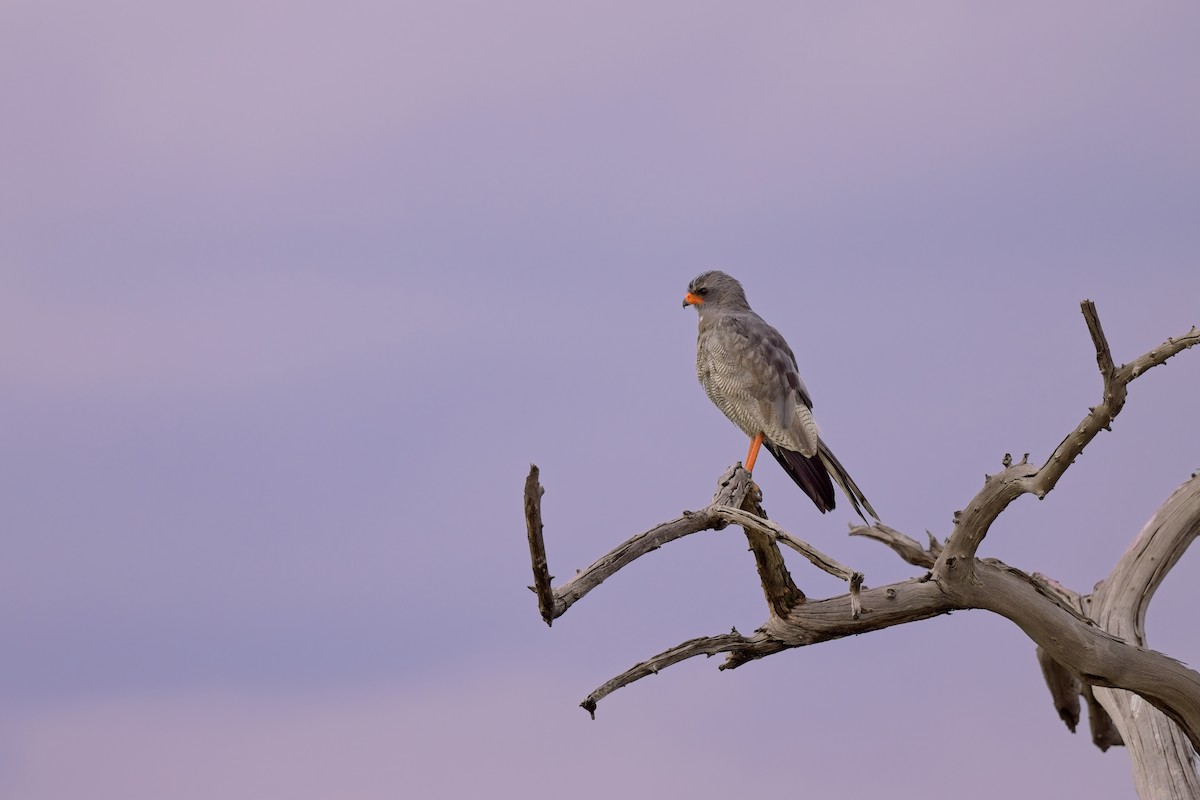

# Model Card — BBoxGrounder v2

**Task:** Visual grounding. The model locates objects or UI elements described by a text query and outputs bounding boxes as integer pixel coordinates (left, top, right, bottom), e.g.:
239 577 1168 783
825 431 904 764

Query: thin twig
713 506 856 581
551 512 719 619
850 523 936 568
580 630 762 718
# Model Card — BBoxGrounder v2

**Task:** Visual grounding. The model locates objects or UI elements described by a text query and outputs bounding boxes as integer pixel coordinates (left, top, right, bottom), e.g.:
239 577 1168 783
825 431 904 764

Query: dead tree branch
935 303 1199 576
1037 645 1082 733
524 464 754 622
736 484 806 617
1090 474 1200 797
524 465 554 625
849 523 937 568
580 578 957 718
580 629 777 718
713 506 863 615
1084 683 1126 752
522 300 1200 779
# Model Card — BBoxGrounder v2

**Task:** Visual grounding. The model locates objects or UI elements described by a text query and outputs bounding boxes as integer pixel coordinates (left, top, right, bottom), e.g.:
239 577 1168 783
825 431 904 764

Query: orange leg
744 432 764 472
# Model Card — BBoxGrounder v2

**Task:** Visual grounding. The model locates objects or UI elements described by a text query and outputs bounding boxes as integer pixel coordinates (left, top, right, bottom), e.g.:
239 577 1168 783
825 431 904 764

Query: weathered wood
1083 683 1125 751
1091 475 1200 798
713 506 858 583
550 510 718 619
581 578 956 713
524 465 555 626
536 466 756 621
521 301 1200 798
1037 646 1081 733
737 483 805 618
935 305 1199 575
938 560 1200 753
760 575 953 646
580 630 763 718
850 522 936 568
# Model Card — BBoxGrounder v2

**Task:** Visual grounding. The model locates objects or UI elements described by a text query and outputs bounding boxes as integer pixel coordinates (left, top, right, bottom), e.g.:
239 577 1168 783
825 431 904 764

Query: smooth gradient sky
3 3 1199 798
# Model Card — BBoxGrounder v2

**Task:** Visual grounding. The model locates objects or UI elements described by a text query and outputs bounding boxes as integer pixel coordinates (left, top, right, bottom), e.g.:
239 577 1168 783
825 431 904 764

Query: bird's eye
697 287 709 296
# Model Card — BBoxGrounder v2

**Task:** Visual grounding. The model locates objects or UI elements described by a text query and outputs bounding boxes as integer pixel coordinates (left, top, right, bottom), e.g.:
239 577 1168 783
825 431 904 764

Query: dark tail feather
765 441 836 513
765 439 881 523
817 440 880 523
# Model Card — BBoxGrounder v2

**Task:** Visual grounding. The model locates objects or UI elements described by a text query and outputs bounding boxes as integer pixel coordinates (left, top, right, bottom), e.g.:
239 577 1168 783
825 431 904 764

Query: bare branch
1121 324 1200 383
1093 473 1200 643
1037 646 1081 733
524 301 1200 779
527 465 761 623
1083 298 1117 382
1028 311 1199 509
713 506 866 614
1030 572 1084 612
937 305 1200 572
848 572 864 619
1083 683 1125 751
582 578 955 716
850 522 936 567
714 506 856 582
580 629 770 718
1090 473 1200 795
577 541 1200 736
762 576 954 645
524 465 555 626
550 511 720 619
934 458 1039 576
926 530 944 559
736 482 805 617
937 559 1200 753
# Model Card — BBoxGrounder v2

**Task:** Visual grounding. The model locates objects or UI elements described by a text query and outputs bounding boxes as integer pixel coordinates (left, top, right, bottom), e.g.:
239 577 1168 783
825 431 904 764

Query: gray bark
1091 477 1200 799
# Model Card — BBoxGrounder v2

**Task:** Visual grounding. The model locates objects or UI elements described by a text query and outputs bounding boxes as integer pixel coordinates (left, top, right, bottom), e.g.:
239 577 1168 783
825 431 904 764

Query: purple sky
3 2 1199 797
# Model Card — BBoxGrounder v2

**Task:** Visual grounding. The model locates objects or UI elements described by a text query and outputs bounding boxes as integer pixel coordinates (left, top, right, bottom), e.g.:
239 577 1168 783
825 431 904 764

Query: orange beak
683 291 704 307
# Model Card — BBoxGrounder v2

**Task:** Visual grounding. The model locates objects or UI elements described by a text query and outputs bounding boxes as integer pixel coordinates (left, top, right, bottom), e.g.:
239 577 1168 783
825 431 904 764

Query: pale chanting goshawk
683 270 879 521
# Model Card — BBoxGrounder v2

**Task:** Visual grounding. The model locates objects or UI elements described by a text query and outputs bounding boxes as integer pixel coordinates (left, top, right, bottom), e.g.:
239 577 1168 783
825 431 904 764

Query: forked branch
522 300 1200 753
935 303 1199 572
1089 473 1200 796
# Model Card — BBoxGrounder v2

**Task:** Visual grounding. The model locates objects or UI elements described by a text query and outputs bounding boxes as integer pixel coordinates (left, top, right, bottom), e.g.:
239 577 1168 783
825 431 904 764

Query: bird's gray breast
695 317 775 438
695 312 820 455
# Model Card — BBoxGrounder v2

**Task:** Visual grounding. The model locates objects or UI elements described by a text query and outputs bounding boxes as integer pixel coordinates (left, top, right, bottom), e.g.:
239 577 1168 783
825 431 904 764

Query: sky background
3 2 1199 798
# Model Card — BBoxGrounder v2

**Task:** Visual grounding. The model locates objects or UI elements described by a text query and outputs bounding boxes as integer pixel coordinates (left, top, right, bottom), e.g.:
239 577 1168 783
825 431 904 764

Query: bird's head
682 271 751 311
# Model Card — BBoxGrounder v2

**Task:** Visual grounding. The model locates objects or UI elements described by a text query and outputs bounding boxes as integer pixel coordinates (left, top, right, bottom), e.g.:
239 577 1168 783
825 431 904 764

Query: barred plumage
684 271 879 521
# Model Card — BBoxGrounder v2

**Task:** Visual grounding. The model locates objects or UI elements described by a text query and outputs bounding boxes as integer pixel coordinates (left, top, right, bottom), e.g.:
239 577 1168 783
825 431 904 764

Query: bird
683 270 879 522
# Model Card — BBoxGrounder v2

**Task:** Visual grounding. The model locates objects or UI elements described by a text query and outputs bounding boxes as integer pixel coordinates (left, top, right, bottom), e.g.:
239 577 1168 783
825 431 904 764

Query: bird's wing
716 312 820 457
